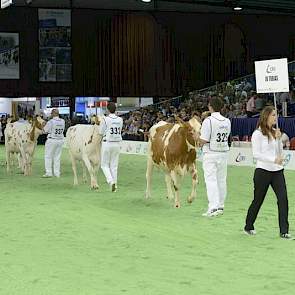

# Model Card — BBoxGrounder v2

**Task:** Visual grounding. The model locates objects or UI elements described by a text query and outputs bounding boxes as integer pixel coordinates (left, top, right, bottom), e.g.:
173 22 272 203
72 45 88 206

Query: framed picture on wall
38 9 72 82
0 32 20 79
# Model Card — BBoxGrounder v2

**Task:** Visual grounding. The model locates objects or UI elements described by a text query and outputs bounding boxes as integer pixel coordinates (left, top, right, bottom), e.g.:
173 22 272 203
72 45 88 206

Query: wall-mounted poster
38 9 72 82
0 32 20 79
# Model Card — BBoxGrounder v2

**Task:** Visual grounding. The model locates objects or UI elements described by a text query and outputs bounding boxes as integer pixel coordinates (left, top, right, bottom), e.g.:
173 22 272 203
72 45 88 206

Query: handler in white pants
200 97 231 217
99 102 123 192
43 109 65 178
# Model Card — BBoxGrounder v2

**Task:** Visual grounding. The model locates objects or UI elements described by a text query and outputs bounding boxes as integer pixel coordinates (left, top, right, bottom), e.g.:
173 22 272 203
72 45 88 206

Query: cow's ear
95 116 100 125
193 115 202 123
175 116 185 126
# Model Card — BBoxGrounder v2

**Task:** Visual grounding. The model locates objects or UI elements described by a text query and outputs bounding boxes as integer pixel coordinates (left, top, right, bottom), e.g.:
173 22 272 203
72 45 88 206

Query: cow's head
188 115 201 145
29 116 46 141
90 115 101 125
34 116 46 130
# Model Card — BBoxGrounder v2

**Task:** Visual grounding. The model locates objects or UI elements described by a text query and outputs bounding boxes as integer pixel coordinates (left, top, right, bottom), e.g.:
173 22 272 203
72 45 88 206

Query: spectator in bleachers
255 95 266 112
281 130 290 149
246 92 257 117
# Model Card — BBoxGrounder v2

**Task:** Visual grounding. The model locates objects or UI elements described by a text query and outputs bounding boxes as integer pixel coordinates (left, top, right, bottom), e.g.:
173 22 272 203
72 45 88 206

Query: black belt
103 140 120 142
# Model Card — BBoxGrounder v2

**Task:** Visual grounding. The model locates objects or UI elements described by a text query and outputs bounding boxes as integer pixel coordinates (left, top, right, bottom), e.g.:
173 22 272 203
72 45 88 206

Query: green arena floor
0 145 295 295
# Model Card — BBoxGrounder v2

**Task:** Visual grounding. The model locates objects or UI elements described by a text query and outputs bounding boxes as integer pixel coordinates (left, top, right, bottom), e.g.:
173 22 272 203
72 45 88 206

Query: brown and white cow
5 117 46 176
66 117 102 189
145 116 201 208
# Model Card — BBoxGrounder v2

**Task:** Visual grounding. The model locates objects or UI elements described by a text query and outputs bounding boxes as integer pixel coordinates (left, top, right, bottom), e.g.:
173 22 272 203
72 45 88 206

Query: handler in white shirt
43 109 65 178
200 97 231 217
99 102 123 192
244 106 291 239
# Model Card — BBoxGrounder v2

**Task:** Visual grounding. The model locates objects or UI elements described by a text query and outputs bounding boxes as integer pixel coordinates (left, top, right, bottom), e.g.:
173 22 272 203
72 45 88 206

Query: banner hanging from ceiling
38 9 72 82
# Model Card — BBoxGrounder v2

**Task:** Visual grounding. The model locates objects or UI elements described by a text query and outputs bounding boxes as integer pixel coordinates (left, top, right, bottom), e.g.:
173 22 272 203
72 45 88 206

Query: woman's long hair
257 106 276 139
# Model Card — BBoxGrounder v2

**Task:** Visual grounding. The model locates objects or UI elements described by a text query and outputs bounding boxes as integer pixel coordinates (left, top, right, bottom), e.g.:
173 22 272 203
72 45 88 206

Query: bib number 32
216 132 228 142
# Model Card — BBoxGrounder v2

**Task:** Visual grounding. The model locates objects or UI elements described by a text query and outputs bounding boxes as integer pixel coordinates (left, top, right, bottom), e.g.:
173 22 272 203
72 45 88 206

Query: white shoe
244 229 256 236
42 174 52 178
202 209 220 217
217 208 224 215
280 233 293 239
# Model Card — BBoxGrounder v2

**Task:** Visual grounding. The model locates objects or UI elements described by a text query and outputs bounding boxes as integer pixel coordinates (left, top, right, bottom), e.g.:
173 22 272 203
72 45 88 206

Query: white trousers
101 142 120 185
202 153 228 211
45 138 64 177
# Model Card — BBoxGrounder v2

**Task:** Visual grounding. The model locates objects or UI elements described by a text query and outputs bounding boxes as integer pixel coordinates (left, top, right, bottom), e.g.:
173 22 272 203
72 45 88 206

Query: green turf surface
0 145 295 295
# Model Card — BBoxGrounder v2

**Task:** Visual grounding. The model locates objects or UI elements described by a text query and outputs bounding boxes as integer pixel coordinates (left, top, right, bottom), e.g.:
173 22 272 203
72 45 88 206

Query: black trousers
245 168 289 234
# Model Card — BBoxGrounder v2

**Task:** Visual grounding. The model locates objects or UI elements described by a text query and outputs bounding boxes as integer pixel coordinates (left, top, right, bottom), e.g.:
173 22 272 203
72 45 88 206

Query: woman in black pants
244 106 292 239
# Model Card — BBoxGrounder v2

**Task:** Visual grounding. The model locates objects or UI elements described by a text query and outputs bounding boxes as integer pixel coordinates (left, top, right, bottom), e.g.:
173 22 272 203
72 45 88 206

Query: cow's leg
69 152 78 186
17 153 21 169
27 153 33 176
82 162 88 184
188 163 198 204
170 171 182 208
19 148 29 176
5 147 11 174
165 173 174 200
145 156 154 199
82 155 98 190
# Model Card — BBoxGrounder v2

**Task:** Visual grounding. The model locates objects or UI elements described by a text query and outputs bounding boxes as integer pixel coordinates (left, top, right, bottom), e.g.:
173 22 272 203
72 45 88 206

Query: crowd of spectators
122 76 295 141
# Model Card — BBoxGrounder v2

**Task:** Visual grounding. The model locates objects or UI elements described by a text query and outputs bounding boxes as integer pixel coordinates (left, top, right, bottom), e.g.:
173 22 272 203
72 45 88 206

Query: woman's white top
251 129 283 171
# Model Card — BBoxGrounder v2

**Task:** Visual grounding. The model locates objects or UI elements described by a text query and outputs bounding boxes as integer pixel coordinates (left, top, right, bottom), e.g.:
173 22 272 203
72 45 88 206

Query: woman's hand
274 155 284 165
274 128 282 139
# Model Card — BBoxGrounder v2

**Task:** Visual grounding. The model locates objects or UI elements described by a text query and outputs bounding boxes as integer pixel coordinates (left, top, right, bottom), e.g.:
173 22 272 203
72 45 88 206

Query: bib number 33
110 127 121 135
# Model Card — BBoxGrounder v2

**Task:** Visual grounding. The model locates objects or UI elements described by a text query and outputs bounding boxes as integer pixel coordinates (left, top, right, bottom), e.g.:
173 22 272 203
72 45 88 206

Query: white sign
255 58 289 93
1 0 12 9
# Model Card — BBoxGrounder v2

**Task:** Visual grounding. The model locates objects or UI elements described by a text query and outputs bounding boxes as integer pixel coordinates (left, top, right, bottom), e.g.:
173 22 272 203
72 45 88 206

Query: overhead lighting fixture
141 0 152 3
233 6 243 11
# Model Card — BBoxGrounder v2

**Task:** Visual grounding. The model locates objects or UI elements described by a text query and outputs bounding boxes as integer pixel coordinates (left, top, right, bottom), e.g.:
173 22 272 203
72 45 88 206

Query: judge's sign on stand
1 0 13 9
255 58 289 94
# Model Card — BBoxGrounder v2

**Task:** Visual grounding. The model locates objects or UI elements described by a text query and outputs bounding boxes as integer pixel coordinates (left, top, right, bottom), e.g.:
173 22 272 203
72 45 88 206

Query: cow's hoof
187 197 194 204
91 185 99 190
174 203 181 208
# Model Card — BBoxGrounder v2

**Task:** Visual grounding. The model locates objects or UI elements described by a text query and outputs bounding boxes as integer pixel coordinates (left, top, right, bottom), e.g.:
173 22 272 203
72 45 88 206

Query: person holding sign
244 106 291 239
200 97 231 217
43 109 65 178
99 102 123 192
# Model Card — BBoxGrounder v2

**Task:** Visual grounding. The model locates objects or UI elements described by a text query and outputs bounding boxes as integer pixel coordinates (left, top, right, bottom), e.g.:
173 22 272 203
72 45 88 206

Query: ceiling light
141 0 152 3
233 6 243 11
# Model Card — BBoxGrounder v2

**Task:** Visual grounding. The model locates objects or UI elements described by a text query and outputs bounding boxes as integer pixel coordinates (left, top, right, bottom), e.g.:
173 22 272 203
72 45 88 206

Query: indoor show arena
1 1 295 295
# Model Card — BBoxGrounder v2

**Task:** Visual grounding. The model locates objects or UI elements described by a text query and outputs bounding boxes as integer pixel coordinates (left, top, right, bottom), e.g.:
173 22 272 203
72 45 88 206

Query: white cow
66 120 102 189
5 117 46 176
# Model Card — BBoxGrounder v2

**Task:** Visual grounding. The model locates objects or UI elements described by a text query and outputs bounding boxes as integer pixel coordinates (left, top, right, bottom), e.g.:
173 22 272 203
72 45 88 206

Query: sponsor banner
1 0 12 9
0 32 19 79
120 141 148 155
228 147 295 170
38 9 72 82
120 141 295 170
255 58 289 93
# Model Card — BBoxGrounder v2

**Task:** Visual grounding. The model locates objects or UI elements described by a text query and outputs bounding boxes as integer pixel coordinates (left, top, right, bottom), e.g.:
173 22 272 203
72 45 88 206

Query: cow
5 116 46 176
66 117 102 189
145 116 201 208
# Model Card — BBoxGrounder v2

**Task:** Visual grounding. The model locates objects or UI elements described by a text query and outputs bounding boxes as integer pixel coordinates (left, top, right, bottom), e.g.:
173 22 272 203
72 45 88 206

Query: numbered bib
49 119 65 139
105 116 123 142
209 117 230 152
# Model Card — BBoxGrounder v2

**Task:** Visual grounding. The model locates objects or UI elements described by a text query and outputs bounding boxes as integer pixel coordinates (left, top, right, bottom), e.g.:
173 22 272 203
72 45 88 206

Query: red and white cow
5 117 46 176
66 118 102 189
145 116 201 208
